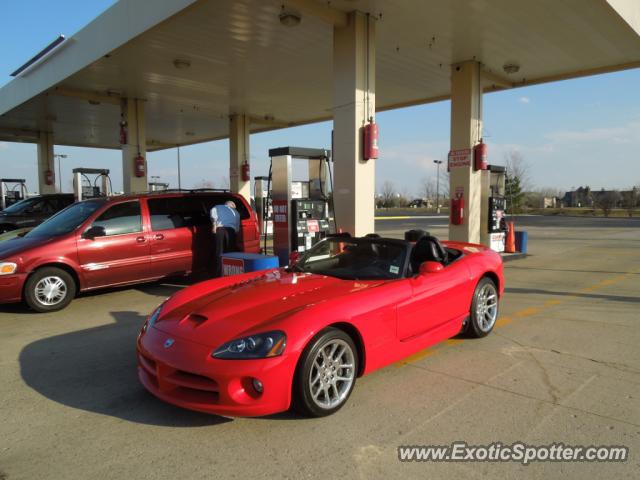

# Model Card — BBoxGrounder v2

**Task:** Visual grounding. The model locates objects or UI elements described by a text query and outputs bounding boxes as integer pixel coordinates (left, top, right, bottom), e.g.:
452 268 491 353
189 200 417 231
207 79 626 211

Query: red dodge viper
137 234 504 417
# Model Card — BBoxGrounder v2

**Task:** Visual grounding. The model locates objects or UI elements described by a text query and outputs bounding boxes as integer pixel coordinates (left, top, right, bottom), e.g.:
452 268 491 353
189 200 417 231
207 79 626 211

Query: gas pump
149 182 169 192
72 168 112 201
254 176 272 237
481 165 507 252
267 147 334 266
0 179 28 210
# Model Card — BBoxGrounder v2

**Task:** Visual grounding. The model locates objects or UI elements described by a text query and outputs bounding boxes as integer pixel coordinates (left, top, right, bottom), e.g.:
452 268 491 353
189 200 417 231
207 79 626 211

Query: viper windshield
25 200 103 238
293 237 408 280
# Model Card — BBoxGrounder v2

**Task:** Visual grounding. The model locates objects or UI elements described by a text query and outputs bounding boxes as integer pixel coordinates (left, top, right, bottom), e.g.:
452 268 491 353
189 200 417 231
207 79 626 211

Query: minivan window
200 195 250 219
2 197 39 215
26 200 104 238
91 201 142 236
148 197 209 231
29 198 55 214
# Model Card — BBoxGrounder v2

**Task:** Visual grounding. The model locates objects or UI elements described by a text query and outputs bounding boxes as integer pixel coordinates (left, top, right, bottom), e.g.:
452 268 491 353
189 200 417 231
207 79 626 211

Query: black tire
24 267 76 313
293 328 358 417
463 277 499 338
0 224 15 234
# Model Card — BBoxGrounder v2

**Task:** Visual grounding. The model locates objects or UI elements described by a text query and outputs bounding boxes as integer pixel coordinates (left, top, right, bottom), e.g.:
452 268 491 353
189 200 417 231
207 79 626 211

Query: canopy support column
229 114 251 201
121 98 147 194
332 11 376 236
449 61 483 244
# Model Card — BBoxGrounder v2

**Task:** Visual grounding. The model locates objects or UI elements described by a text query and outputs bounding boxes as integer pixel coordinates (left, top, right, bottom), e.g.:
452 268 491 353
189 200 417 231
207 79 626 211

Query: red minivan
0 191 260 312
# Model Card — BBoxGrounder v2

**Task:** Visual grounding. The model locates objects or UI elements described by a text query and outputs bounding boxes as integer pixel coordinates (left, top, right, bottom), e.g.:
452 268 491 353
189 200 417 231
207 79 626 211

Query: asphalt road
375 214 640 240
1 215 639 479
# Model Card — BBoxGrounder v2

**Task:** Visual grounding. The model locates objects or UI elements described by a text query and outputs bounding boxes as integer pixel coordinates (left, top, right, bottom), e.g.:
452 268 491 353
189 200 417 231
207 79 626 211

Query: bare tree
594 189 620 217
379 181 396 208
438 168 450 200
504 149 532 191
525 187 563 208
419 177 435 200
621 186 639 217
536 187 563 198
194 179 215 189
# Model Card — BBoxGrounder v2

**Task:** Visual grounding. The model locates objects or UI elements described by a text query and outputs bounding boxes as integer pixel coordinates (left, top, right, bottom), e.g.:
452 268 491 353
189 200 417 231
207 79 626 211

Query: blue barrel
220 252 280 276
515 231 528 254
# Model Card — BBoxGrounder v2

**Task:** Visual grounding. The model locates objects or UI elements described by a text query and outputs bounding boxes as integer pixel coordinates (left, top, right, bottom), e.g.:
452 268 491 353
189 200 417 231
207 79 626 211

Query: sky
1 0 639 196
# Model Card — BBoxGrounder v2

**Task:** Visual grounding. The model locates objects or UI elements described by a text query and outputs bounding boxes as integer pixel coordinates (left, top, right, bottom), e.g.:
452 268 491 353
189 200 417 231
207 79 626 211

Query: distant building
562 187 630 208
562 186 593 207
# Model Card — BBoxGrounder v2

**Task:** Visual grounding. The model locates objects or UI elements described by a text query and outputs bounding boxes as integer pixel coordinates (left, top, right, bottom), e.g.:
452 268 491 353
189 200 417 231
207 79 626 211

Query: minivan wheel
24 267 76 312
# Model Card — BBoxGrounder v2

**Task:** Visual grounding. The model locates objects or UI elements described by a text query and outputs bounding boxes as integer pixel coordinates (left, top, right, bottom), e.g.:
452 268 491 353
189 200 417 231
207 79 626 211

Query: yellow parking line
514 307 541 318
396 268 637 367
395 348 437 367
495 315 513 328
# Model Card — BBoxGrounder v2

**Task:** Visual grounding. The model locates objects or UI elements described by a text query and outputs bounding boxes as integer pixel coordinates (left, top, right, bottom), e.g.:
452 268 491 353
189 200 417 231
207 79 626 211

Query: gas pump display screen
295 201 325 219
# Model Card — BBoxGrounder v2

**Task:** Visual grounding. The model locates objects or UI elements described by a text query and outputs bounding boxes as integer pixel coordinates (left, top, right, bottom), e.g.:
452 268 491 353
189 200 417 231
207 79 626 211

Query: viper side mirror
419 261 443 275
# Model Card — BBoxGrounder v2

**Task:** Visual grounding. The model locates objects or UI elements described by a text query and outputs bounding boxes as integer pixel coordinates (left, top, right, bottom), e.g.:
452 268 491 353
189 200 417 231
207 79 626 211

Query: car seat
410 236 448 274
405 229 430 242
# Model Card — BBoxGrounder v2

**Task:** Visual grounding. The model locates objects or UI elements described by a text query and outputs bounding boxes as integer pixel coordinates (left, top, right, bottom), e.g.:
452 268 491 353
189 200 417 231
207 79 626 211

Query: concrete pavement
0 216 638 479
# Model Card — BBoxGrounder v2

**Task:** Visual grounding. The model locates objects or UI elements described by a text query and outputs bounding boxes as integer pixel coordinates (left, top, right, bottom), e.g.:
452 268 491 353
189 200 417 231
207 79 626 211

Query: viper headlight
212 331 286 359
0 262 17 275
142 303 164 334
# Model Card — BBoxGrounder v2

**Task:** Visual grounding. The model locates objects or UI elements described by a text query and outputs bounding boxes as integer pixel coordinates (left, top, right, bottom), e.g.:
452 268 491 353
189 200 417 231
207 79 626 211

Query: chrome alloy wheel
476 282 498 332
34 276 67 306
309 339 355 410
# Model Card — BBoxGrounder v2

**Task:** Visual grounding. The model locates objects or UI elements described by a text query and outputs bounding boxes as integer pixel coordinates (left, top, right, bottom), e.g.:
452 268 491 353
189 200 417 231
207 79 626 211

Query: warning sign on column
448 148 472 168
272 200 288 227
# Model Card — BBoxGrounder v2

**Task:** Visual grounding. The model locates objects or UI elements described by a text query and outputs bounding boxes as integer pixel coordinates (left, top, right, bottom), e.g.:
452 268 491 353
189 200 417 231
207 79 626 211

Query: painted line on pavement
396 267 638 367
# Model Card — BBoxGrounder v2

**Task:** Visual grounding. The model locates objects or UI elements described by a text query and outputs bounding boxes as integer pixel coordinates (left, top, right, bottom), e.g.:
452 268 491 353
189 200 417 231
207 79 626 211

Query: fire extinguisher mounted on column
450 193 465 225
241 161 250 182
44 169 54 186
473 139 488 171
363 117 379 160
132 100 146 178
119 120 127 145
134 154 146 178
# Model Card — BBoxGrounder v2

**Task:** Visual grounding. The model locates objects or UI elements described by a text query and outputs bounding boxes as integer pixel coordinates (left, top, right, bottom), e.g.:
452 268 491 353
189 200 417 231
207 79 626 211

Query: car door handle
136 236 146 243
154 233 164 240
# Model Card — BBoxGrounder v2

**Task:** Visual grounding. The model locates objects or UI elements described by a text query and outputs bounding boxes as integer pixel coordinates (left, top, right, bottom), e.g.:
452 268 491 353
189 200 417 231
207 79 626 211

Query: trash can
515 231 528 254
220 252 279 276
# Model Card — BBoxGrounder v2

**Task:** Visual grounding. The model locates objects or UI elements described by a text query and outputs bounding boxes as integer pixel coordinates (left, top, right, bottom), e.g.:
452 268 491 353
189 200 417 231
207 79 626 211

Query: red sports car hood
152 270 385 346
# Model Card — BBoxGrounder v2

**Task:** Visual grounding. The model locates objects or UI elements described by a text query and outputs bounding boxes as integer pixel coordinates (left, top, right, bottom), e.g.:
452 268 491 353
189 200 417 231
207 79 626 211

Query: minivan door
147 196 212 277
77 200 152 288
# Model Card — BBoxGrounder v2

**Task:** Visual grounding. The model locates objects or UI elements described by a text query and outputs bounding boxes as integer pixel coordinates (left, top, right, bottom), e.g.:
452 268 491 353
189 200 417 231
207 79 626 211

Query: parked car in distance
137 234 504 417
0 190 260 312
0 194 75 233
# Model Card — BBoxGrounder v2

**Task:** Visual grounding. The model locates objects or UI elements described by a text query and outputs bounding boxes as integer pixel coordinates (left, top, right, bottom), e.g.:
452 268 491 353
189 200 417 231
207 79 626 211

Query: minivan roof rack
142 188 232 196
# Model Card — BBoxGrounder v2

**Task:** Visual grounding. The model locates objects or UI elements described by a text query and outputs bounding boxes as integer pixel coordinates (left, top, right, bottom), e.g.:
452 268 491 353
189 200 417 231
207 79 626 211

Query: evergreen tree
505 174 524 214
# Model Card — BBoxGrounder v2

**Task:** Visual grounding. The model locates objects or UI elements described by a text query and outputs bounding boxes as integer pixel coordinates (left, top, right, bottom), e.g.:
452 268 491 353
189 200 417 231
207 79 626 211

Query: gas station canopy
0 0 639 150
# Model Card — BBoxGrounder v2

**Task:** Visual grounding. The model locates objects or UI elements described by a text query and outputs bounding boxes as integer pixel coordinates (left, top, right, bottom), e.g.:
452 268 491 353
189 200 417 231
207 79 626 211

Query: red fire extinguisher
44 169 54 186
119 121 127 145
134 154 146 178
363 118 379 160
450 194 465 225
241 161 250 182
473 140 488 171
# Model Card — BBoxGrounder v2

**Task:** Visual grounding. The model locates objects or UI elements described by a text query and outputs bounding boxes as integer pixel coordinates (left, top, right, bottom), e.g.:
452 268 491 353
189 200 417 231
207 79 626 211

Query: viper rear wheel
463 277 499 338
